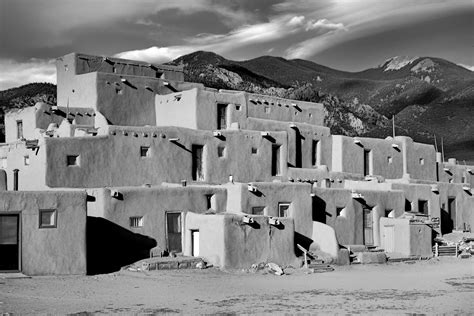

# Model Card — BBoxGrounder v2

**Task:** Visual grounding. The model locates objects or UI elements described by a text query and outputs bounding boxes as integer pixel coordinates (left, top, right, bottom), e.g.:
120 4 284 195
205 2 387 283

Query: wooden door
0 214 20 271
166 212 182 253
363 207 374 246
383 225 395 252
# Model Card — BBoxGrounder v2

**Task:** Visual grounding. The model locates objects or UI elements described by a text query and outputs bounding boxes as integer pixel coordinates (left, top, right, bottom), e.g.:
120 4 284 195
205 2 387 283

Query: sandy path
1 257 473 315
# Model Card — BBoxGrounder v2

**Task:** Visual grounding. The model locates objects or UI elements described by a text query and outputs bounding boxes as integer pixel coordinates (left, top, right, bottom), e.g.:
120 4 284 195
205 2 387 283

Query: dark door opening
192 145 204 181
217 104 227 130
363 207 373 246
0 214 20 271
448 197 456 230
166 212 182 253
271 145 281 176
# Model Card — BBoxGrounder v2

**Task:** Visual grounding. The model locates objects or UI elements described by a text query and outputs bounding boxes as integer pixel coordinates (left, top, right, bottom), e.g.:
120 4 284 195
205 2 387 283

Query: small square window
387 156 392 164
39 209 57 228
385 209 393 218
264 106 270 114
252 206 264 215
67 155 79 166
419 158 424 165
278 203 290 217
140 146 150 157
24 156 30 166
251 147 258 154
418 200 428 215
130 216 144 228
235 105 241 111
336 207 344 217
217 146 226 157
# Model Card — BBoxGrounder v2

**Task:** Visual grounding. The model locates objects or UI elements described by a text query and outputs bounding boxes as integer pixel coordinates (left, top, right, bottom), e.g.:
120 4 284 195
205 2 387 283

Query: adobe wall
398 136 436 181
87 185 227 252
185 212 299 269
1 141 48 191
44 126 288 188
5 107 37 143
0 190 87 275
245 93 325 126
224 182 313 241
380 218 432 257
331 135 364 175
438 161 474 185
357 137 404 179
312 187 405 247
435 182 474 233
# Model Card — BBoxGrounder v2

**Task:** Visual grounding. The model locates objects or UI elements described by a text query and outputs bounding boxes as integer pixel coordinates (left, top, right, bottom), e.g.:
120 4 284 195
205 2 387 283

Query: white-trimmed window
39 209 57 228
24 156 30 166
217 146 226 158
278 202 290 217
130 216 144 228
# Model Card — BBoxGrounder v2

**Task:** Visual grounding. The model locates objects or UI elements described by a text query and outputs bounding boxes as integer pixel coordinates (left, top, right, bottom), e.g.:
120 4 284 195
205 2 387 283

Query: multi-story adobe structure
0 53 473 275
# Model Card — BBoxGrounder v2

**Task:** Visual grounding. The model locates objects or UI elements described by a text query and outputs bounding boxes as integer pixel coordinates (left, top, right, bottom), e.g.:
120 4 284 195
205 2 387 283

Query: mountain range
168 52 474 163
1 52 472 163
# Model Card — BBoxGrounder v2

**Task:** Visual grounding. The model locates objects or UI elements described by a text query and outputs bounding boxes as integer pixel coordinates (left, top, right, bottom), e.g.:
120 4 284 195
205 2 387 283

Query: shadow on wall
312 196 329 224
86 217 157 275
294 232 313 256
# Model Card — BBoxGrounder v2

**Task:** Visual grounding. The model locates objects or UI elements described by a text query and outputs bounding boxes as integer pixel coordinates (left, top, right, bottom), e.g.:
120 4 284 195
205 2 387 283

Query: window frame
129 216 144 228
278 202 290 217
140 146 151 158
39 209 57 229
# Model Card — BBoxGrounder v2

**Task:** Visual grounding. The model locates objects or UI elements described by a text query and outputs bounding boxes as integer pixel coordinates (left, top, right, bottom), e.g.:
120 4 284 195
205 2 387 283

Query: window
24 156 30 166
217 146 226 158
405 199 412 212
129 216 144 228
67 155 79 166
16 120 23 140
235 105 241 111
192 145 204 181
312 140 320 166
205 194 214 209
278 203 290 217
251 147 258 154
264 106 270 113
39 209 57 228
418 200 428 215
140 146 150 157
419 158 425 165
387 156 393 164
252 206 265 215
364 150 372 176
385 209 393 218
271 145 281 176
336 207 344 217
217 104 227 129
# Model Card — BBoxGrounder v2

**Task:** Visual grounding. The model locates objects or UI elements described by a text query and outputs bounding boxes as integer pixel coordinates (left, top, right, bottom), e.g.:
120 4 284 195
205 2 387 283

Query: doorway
448 197 456 230
363 207 374 246
191 230 200 257
166 212 182 253
217 103 227 130
0 214 20 271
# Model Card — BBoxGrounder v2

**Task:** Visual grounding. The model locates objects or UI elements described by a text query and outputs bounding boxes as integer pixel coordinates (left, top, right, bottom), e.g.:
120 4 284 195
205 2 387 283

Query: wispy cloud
0 59 56 90
117 14 311 63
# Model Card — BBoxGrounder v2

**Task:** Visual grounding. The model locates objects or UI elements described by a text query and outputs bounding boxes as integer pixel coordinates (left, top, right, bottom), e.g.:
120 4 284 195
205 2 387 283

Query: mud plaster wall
435 183 474 232
87 186 227 252
331 135 364 174
224 182 313 241
44 126 288 188
2 142 48 191
5 107 37 143
380 218 432 257
0 190 87 275
357 137 404 179
401 137 436 181
438 162 474 186
185 213 299 269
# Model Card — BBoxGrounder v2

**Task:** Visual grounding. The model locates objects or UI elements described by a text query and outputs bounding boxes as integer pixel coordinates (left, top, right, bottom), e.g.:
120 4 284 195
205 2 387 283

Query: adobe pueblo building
0 53 473 275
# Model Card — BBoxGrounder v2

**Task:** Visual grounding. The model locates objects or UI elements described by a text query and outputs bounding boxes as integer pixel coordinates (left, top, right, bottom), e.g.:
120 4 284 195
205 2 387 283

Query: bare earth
1 257 473 315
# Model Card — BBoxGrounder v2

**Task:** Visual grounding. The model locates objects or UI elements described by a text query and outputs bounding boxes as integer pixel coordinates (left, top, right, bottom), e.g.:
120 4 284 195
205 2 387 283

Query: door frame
165 211 183 253
363 206 374 246
0 212 21 273
191 229 199 257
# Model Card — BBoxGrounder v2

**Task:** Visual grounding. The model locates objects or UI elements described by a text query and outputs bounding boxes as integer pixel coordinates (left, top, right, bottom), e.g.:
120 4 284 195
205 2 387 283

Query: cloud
458 64 474 72
305 19 346 32
116 14 309 63
0 59 56 90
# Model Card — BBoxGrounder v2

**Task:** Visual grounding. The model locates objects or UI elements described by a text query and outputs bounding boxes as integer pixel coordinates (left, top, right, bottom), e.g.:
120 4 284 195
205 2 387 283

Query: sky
0 0 473 90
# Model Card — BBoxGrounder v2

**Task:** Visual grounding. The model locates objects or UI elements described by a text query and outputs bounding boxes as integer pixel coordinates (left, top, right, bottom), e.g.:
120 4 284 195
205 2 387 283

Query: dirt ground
1 257 473 315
